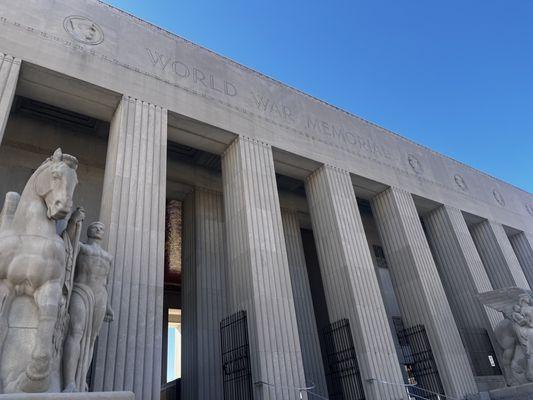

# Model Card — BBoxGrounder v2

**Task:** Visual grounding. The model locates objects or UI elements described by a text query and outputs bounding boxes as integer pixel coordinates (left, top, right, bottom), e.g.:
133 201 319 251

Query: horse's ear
52 148 63 162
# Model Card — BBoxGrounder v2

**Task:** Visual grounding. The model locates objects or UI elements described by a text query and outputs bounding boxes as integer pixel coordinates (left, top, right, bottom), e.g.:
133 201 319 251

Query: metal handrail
255 380 329 399
367 378 459 400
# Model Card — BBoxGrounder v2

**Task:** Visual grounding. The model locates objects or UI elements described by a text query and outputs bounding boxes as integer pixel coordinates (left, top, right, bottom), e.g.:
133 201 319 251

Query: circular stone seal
63 16 104 45
454 174 468 191
407 154 423 174
492 189 505 207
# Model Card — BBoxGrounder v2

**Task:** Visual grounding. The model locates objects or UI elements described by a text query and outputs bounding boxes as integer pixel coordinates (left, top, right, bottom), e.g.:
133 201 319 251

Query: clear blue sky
106 0 532 193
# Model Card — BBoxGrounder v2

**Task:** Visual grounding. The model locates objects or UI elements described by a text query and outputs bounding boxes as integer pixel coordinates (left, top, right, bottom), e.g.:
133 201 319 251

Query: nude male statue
62 217 114 392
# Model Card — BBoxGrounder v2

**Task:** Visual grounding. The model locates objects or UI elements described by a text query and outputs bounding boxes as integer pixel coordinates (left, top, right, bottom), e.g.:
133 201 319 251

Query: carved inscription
251 92 296 123
147 48 237 97
305 117 394 160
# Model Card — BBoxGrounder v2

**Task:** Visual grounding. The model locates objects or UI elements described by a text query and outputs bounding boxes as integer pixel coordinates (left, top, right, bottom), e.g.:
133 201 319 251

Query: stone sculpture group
480 287 533 386
0 149 113 394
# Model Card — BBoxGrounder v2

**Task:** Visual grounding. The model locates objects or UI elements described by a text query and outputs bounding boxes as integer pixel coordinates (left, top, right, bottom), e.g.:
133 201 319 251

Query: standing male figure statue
63 218 114 392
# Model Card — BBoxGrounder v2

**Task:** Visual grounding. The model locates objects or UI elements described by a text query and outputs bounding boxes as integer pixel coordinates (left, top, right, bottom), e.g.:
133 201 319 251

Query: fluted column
423 205 503 367
305 166 407 400
371 187 477 398
93 96 167 399
281 209 328 398
221 136 307 400
181 188 227 400
509 232 533 289
0 53 20 144
470 220 530 290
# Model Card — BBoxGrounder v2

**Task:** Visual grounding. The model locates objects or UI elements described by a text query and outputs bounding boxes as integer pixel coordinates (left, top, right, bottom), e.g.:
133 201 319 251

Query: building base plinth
0 392 134 400
487 383 533 400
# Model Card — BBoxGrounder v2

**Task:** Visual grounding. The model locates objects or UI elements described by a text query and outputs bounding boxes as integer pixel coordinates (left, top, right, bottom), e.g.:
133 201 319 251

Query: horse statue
0 148 79 393
479 287 533 386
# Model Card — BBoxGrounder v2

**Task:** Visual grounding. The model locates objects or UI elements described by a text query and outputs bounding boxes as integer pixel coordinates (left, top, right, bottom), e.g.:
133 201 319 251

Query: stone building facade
0 1 532 399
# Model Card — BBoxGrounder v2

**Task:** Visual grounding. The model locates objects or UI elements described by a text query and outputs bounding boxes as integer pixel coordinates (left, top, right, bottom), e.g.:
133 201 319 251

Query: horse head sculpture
35 148 78 220
0 148 80 393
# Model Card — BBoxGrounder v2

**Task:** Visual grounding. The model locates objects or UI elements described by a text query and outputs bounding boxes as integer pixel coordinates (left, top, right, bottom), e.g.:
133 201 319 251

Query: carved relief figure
479 287 533 386
63 219 114 392
0 149 78 392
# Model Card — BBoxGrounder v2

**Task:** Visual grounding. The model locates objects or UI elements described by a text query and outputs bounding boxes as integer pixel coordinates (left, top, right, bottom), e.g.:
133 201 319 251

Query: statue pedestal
488 382 533 399
0 391 134 399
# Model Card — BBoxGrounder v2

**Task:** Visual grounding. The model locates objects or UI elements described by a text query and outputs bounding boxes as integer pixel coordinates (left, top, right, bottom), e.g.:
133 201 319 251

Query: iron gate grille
220 311 253 400
323 319 365 400
396 324 445 400
460 328 502 376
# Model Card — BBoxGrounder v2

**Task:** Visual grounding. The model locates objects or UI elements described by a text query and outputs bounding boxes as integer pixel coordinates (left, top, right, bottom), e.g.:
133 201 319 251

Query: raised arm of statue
66 207 86 242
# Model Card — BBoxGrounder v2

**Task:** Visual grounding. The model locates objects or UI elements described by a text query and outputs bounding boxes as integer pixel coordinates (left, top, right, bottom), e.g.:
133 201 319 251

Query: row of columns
1 52 533 399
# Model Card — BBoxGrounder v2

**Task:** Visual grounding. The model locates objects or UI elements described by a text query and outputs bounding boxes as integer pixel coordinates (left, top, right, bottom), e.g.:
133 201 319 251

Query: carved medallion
407 154 423 174
493 189 505 207
454 174 467 191
63 16 104 45
526 203 533 217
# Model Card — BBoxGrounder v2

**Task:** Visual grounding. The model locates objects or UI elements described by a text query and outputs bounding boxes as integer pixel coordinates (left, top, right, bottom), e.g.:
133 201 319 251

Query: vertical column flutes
305 165 407 400
371 187 477 398
470 220 530 290
181 188 227 400
508 231 533 289
423 205 503 367
0 53 20 144
281 208 328 397
222 136 307 400
93 96 167 400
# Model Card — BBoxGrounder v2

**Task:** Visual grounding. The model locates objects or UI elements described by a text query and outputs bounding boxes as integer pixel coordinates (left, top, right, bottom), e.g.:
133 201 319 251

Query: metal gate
220 310 253 400
396 324 445 400
323 319 365 400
